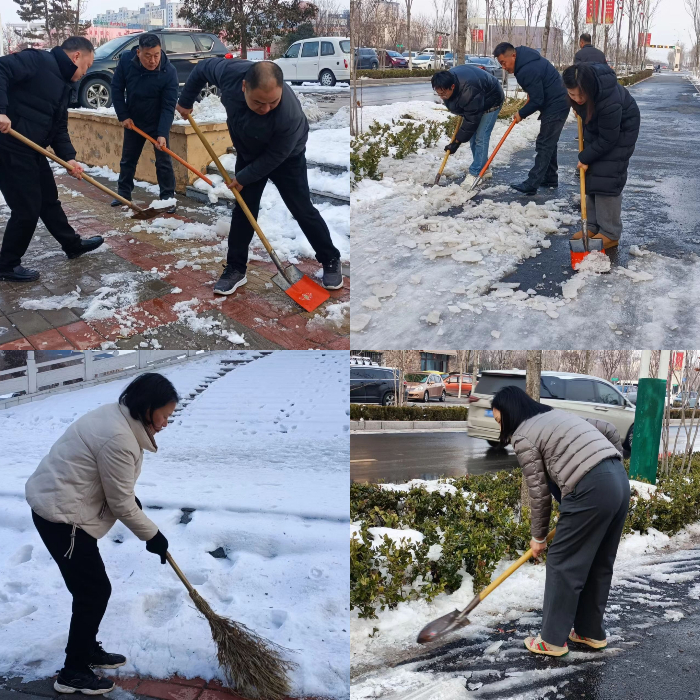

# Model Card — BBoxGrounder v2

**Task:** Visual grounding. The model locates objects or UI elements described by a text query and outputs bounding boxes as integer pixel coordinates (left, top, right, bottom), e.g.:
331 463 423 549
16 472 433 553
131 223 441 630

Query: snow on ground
350 476 700 698
350 99 700 347
307 127 351 168
0 351 349 699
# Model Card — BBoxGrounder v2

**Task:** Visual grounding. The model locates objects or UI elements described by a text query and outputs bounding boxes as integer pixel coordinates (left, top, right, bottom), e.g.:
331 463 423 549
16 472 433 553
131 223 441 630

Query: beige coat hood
25 402 160 542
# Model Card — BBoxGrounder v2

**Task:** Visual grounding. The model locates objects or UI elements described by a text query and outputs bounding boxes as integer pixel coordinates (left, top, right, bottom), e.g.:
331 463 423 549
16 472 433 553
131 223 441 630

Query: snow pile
629 479 672 502
318 105 350 130
171 298 246 345
0 351 349 698
173 94 226 124
307 127 350 168
147 198 177 210
306 301 349 332
367 527 425 548
295 93 326 122
562 251 611 299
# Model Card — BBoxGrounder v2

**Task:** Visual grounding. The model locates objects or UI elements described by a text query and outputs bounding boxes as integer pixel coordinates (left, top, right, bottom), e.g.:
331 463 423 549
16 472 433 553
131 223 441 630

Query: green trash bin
628 377 666 484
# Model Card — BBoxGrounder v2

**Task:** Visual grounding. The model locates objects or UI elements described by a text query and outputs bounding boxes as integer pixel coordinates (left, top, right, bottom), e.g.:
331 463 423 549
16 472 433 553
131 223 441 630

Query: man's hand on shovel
530 537 548 561
577 161 588 171
0 115 11 134
176 104 193 118
121 118 134 129
512 112 523 124
444 141 460 155
66 160 84 180
227 177 243 192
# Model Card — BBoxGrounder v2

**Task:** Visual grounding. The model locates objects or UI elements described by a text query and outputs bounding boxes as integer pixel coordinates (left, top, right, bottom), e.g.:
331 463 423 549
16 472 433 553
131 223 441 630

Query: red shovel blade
285 275 330 312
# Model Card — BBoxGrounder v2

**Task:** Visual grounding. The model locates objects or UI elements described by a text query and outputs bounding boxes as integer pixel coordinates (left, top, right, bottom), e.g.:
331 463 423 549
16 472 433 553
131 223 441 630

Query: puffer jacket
25 403 160 549
511 409 623 540
571 62 640 196
442 64 504 144
514 45 569 121
574 43 607 64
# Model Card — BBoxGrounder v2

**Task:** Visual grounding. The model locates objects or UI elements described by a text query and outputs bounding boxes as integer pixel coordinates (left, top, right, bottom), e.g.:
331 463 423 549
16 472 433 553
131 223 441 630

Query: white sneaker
462 174 478 189
481 168 493 180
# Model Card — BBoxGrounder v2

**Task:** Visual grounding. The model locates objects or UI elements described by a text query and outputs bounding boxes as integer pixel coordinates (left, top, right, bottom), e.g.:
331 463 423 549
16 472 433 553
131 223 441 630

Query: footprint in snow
10 544 33 565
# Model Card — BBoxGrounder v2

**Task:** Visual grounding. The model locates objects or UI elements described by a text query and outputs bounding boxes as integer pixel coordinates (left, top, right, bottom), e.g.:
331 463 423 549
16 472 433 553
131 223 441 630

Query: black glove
146 530 168 564
135 496 142 510
445 141 460 154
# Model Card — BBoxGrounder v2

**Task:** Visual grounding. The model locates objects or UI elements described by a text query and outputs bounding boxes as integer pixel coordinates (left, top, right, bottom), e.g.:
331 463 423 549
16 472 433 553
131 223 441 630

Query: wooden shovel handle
185 114 275 257
478 528 556 601
577 115 587 221
7 128 140 211
165 551 195 595
477 98 528 178
436 116 463 182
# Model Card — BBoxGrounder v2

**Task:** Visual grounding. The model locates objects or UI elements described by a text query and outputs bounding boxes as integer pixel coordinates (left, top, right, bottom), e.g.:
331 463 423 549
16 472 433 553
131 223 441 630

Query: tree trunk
407 4 412 70
522 351 543 512
456 0 467 64
542 0 553 57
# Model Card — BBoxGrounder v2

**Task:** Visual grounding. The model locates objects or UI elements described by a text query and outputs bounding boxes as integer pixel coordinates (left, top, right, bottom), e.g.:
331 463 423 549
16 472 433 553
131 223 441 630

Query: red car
381 50 408 68
443 373 473 397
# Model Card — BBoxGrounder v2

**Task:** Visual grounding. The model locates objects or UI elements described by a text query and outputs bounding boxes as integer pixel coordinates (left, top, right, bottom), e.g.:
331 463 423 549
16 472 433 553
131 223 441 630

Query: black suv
73 29 230 109
350 366 401 406
354 48 379 70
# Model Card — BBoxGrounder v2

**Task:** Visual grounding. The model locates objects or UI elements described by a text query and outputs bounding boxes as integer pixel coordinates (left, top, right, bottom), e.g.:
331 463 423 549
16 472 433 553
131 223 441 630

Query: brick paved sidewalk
0 173 349 351
0 674 330 700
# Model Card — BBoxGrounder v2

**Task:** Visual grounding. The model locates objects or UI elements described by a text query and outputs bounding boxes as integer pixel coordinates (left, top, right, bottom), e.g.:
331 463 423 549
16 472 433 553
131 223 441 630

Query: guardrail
0 350 209 409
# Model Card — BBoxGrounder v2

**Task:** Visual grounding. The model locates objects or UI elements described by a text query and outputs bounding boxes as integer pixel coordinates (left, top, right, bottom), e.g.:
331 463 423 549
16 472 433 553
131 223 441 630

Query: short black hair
493 42 515 58
491 385 553 445
139 33 161 49
61 36 94 53
580 33 592 44
244 61 284 91
119 372 179 426
431 70 455 90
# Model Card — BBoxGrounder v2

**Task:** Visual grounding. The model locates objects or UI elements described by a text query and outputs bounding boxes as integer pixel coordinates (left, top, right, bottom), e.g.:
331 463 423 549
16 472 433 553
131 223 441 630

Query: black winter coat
178 58 308 187
111 48 178 138
514 46 569 121
574 44 607 64
442 64 504 144
0 47 77 160
572 63 640 196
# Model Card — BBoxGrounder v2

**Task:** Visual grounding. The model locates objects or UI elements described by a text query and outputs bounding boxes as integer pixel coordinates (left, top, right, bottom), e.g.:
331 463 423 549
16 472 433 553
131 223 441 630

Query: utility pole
522 351 543 511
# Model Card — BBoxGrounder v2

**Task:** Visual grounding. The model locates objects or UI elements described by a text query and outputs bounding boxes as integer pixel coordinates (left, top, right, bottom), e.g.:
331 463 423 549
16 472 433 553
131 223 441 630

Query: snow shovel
166 551 296 700
434 117 462 185
416 528 556 645
7 128 161 220
185 114 331 312
569 114 604 269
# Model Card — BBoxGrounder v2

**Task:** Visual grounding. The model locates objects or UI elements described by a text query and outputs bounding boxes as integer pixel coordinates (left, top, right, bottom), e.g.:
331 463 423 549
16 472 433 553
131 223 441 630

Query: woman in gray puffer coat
491 386 630 657
25 373 178 695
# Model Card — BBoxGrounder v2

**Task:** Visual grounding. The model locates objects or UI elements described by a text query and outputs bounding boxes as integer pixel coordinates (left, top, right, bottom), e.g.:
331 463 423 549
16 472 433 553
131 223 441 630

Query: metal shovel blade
569 237 605 270
416 609 470 644
272 264 330 312
130 207 162 221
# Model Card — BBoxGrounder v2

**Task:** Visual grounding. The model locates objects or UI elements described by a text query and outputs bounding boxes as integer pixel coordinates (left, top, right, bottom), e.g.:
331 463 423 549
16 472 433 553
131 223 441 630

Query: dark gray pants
586 193 623 241
541 457 630 646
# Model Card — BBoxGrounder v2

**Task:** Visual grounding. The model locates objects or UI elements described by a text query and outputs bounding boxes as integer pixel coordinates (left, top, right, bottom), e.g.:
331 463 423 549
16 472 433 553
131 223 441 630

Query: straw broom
166 553 297 700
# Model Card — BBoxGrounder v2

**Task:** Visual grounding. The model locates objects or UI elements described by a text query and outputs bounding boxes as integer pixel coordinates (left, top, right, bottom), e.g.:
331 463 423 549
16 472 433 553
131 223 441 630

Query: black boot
88 640 126 669
510 181 537 195
214 264 247 295
66 236 105 260
322 258 343 290
0 265 40 282
54 667 115 695
110 199 127 207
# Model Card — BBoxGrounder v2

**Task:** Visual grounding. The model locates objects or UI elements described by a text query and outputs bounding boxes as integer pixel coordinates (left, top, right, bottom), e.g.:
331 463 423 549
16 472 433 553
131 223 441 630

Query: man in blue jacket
176 60 343 295
0 37 104 282
493 43 570 195
432 64 504 189
111 33 178 213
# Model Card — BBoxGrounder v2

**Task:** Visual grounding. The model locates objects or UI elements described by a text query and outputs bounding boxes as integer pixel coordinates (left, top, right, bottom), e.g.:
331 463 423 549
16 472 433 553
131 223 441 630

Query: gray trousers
541 457 630 646
586 193 623 241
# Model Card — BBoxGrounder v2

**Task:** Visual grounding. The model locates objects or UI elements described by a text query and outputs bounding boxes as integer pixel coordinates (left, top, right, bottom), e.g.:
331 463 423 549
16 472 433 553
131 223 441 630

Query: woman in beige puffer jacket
24 372 178 695
491 386 630 658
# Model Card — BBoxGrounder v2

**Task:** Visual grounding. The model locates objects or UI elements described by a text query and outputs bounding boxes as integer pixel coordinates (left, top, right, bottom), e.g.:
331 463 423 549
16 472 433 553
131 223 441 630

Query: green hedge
668 408 699 419
351 456 700 619
618 69 653 86
350 405 468 421
356 68 438 79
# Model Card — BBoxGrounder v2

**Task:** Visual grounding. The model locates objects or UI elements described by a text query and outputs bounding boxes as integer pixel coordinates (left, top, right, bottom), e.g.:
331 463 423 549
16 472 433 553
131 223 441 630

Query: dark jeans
541 457 630 646
228 150 341 273
525 113 568 188
32 510 112 672
117 128 176 200
0 149 81 270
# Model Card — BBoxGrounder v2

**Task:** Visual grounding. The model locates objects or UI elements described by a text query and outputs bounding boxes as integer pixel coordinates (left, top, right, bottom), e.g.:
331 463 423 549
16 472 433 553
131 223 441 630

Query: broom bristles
189 589 297 700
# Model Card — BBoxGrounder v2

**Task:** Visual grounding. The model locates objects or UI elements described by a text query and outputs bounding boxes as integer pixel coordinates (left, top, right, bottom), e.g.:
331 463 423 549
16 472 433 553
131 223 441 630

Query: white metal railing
0 350 208 406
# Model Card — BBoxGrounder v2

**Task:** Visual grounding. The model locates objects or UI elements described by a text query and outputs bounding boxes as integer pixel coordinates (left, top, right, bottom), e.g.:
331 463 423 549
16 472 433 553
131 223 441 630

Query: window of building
421 353 450 372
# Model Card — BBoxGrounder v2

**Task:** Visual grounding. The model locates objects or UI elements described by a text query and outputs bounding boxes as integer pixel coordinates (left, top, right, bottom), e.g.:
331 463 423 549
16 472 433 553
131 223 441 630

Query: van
275 36 351 86
350 366 402 406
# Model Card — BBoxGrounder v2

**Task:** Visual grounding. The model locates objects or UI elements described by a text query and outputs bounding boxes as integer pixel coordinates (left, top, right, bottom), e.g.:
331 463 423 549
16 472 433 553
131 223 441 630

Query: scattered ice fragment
372 283 398 298
409 274 422 285
491 330 501 339
350 314 371 332
629 244 649 257
452 249 484 263
362 297 382 310
546 309 559 319
425 310 441 325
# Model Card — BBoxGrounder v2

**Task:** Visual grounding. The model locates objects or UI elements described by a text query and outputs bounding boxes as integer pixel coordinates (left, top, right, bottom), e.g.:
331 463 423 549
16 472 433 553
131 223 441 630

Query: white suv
467 370 636 452
275 36 350 86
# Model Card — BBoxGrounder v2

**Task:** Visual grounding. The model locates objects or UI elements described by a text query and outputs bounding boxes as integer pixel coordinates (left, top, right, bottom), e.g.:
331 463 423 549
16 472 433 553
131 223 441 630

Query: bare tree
404 0 416 68
541 0 553 56
687 0 700 69
456 0 467 63
520 0 544 46
521 350 543 510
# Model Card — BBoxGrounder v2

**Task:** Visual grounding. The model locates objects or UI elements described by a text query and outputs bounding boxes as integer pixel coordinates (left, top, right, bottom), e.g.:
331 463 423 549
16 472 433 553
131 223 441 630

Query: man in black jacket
432 65 504 189
574 34 607 64
176 60 343 295
0 37 104 282
111 33 178 213
493 42 570 195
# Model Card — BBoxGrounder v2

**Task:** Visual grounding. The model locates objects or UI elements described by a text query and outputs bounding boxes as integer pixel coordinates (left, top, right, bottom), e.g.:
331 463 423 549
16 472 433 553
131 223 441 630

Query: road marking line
350 459 378 463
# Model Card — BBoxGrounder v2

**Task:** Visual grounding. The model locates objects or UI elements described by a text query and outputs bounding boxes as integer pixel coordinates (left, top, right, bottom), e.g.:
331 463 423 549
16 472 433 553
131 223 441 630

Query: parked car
401 51 419 59
275 36 350 86
350 365 402 406
443 373 473 397
466 55 505 82
619 384 638 405
672 391 698 408
467 370 636 451
380 50 408 68
405 372 446 402
72 29 230 109
412 53 445 70
442 52 455 68
354 47 380 70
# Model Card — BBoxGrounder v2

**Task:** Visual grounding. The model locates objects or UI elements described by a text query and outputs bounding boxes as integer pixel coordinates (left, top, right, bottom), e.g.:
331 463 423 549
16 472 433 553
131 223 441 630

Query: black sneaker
88 640 127 669
165 204 177 214
322 258 343 290
0 265 40 282
541 181 559 188
66 236 104 260
510 181 537 195
110 199 128 207
54 668 115 695
214 265 247 295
